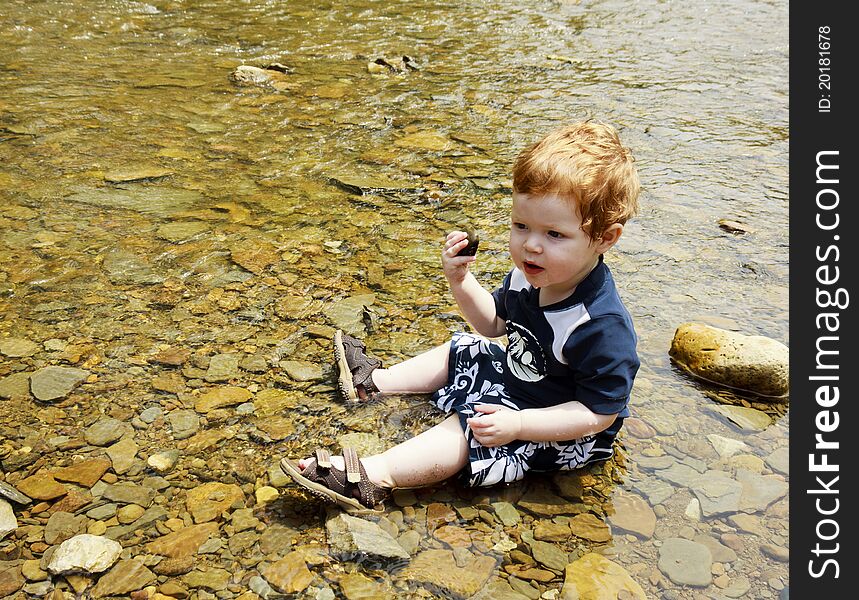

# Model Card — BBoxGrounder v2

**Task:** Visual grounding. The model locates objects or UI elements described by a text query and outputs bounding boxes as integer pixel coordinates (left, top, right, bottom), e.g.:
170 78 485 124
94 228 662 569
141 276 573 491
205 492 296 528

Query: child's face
509 192 618 301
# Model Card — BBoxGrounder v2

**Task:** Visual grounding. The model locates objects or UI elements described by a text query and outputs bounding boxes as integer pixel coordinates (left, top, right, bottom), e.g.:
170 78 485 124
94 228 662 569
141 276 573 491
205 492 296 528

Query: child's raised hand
442 231 477 284
466 404 522 447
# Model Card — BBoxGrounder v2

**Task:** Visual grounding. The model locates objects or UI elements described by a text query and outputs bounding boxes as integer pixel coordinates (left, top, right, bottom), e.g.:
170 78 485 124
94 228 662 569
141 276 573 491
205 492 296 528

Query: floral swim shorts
430 332 617 487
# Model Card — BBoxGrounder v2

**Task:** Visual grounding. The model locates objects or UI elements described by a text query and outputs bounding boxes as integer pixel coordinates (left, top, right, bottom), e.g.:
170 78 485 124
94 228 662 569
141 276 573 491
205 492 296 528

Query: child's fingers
474 404 499 414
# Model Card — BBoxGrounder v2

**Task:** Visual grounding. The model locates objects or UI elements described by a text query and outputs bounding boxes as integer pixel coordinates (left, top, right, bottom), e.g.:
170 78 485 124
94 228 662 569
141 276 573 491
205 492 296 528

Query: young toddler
281 121 641 512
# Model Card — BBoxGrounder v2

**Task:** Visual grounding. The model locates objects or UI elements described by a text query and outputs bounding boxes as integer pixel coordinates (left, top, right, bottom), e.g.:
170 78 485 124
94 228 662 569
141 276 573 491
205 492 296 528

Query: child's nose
523 235 542 253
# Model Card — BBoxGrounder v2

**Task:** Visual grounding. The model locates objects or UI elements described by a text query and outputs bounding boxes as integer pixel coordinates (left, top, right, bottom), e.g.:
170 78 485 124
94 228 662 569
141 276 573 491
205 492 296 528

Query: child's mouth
523 261 544 275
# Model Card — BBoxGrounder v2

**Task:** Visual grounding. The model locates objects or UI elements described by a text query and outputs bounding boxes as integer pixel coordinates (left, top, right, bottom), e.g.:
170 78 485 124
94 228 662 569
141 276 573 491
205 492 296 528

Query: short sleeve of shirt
491 270 513 322
562 315 640 415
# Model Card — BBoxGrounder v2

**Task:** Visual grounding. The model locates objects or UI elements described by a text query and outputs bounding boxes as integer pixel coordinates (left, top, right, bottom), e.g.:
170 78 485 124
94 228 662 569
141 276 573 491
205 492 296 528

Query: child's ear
594 223 623 253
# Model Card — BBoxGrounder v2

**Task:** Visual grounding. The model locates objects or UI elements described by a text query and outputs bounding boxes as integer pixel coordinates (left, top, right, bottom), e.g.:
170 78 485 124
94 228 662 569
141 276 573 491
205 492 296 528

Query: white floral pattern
431 333 617 487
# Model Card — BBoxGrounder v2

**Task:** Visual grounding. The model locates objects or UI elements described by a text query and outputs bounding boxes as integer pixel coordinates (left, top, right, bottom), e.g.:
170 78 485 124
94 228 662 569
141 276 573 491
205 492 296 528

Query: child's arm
466 401 617 447
442 231 506 338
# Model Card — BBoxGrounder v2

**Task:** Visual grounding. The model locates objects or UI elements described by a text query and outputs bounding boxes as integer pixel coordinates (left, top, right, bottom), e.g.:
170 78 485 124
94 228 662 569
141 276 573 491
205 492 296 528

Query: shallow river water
1 1 788 598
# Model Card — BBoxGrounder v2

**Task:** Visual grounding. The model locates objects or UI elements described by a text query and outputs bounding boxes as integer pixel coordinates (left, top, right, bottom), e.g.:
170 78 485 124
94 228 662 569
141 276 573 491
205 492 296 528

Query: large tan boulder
669 323 788 398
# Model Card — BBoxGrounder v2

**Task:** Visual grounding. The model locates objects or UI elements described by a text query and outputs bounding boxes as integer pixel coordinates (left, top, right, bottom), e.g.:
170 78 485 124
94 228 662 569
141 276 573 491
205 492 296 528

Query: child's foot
280 447 390 513
334 330 382 403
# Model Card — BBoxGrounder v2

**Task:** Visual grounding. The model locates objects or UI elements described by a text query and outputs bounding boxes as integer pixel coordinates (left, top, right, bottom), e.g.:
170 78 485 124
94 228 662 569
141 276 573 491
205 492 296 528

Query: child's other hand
442 231 476 284
466 404 522 447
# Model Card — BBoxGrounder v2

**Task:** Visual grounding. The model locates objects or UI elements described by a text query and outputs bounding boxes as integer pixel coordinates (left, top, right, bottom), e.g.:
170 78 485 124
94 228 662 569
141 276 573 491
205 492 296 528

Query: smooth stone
669 322 789 397
255 417 295 440
253 388 301 417
21 560 47 582
707 434 749 459
736 470 788 512
47 534 123 574
147 450 180 473
0 371 33 399
182 568 231 591
104 506 168 540
691 471 743 517
609 492 656 538
714 405 773 431
0 499 16 541
684 498 702 521
185 482 245 523
760 543 790 562
723 575 752 598
86 504 118 520
533 520 571 542
89 559 157 598
230 508 261 533
260 551 313 594
0 337 40 357
102 482 156 507
568 513 611 542
338 571 394 599
727 514 767 536
16 472 67 501
658 463 703 488
278 360 324 382
84 418 128 446
116 504 146 524
52 458 112 487
139 406 164 423
632 479 675 505
658 538 713 587
325 513 409 560
562 553 647 599
492 501 521 527
255 486 279 504
30 366 90 401
259 524 296 556
525 538 568 572
194 386 253 413
167 409 200 440
44 511 87 544
402 549 496 598
0 563 25 597
322 294 375 337
434 525 472 549
106 438 139 474
204 354 241 382
692 534 738 563
765 446 789 475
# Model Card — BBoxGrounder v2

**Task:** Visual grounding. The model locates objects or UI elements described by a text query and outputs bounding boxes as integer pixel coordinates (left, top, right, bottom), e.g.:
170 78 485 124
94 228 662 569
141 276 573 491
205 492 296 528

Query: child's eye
513 222 527 230
548 230 563 239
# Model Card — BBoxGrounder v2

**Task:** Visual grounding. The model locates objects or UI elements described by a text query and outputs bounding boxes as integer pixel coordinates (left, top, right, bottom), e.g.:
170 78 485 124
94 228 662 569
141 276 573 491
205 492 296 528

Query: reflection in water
0 0 787 597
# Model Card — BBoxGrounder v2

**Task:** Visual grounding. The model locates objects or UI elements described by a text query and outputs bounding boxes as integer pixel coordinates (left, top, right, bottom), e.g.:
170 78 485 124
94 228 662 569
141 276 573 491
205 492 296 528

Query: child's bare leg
371 342 450 394
299 414 469 489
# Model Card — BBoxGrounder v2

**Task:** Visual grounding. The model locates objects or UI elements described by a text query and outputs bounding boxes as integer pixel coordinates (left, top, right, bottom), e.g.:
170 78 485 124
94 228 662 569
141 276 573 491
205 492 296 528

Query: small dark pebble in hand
457 227 480 256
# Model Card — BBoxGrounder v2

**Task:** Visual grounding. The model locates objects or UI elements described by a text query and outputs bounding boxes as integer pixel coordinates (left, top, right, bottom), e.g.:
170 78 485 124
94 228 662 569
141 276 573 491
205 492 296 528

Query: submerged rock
0 499 16 541
46 534 122 575
669 322 789 398
326 513 409 561
562 552 647 599
658 538 713 587
29 366 89 402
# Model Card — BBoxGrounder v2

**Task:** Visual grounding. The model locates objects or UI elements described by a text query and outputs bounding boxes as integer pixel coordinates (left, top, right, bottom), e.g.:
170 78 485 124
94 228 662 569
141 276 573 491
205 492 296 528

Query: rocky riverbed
1 251 789 599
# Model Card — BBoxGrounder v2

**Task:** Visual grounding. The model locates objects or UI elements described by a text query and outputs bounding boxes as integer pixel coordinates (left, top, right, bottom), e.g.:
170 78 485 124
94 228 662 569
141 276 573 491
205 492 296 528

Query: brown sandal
280 447 390 514
334 330 383 404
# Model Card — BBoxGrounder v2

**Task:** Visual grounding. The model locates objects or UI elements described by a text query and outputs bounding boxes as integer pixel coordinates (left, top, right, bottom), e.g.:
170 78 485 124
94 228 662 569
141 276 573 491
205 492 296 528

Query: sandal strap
343 447 361 484
315 448 331 469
